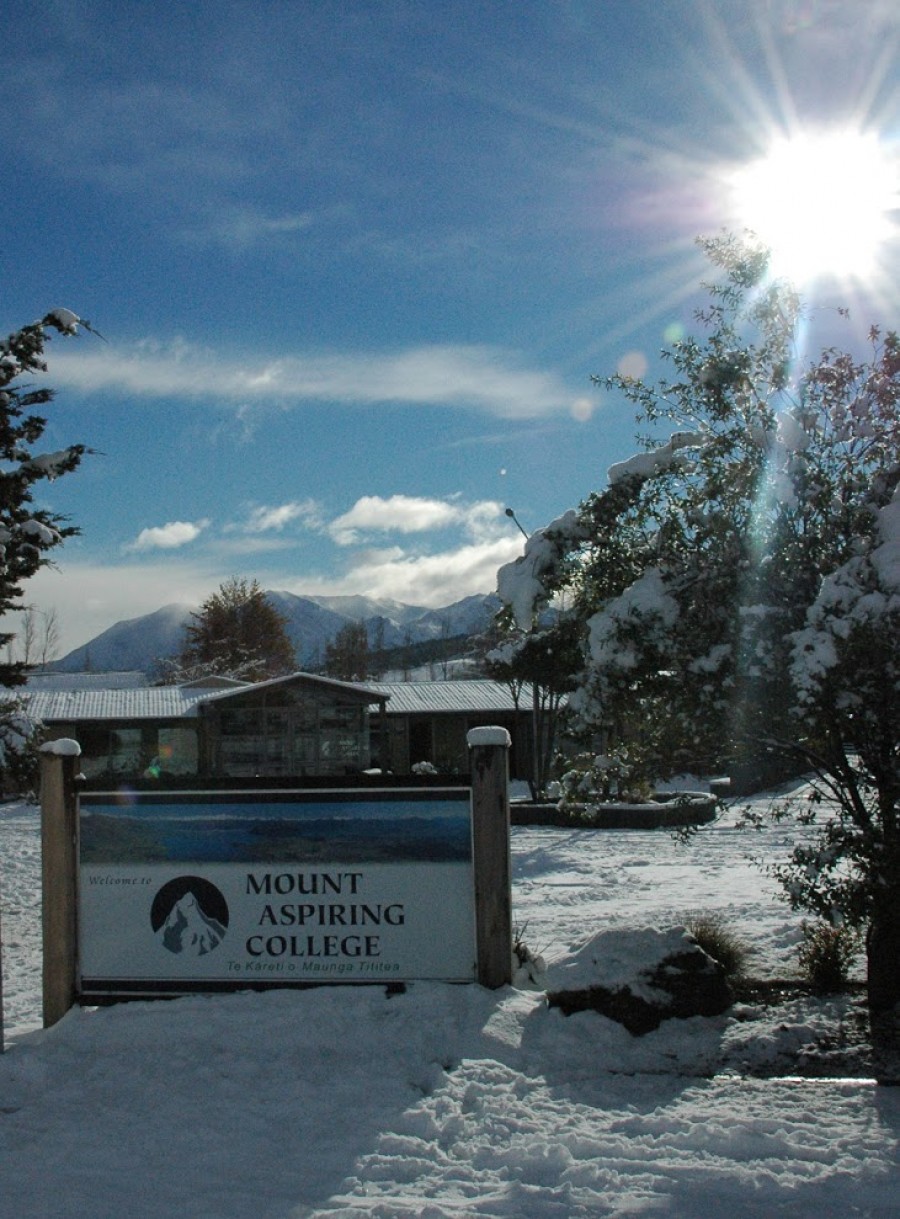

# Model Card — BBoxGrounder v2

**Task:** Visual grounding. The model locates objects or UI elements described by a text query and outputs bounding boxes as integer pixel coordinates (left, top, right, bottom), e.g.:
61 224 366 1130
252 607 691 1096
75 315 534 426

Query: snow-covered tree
179 577 296 681
496 233 900 1014
0 309 89 786
484 613 581 799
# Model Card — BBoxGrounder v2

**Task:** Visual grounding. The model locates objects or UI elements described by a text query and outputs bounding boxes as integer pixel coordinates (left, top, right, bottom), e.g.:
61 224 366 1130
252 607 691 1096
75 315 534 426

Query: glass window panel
156 727 198 776
220 708 262 735
109 728 145 773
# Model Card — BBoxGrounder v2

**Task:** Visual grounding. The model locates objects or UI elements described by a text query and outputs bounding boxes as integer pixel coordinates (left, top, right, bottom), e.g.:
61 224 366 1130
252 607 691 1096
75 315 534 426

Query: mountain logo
150 876 229 956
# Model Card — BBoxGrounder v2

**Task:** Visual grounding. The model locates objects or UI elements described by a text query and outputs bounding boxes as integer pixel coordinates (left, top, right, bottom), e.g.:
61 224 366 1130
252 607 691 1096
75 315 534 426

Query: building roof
20 675 536 726
216 671 388 705
21 671 389 725
25 670 150 691
365 679 536 715
23 686 213 723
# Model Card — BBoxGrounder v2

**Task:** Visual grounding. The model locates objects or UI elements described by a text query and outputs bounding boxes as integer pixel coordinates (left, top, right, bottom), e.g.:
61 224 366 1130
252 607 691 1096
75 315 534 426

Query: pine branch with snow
0 309 90 699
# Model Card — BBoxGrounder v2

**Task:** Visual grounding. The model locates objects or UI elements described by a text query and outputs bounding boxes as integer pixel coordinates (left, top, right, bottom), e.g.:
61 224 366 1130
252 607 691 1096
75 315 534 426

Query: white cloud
47 339 572 419
330 495 463 544
186 207 316 250
311 537 523 606
460 499 511 539
127 519 209 551
12 560 216 655
235 500 323 534
328 495 507 546
207 535 308 558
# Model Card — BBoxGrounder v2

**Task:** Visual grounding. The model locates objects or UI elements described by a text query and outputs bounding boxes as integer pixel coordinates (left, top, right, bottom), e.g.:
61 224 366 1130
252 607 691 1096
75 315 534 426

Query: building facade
24 674 539 784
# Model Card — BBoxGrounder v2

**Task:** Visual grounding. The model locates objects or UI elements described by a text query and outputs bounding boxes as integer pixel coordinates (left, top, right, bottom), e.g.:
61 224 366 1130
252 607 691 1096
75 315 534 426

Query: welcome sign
77 789 476 998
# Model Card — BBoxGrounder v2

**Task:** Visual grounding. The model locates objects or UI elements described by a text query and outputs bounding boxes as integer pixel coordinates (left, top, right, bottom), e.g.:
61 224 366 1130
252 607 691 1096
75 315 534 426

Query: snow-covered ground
2 787 898 1218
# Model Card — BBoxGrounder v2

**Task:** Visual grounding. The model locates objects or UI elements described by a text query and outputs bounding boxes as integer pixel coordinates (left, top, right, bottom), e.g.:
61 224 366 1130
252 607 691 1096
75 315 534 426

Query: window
155 728 198 776
214 694 369 776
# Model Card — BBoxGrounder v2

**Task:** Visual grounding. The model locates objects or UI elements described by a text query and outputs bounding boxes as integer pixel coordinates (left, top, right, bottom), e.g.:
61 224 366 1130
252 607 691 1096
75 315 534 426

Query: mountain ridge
53 591 503 675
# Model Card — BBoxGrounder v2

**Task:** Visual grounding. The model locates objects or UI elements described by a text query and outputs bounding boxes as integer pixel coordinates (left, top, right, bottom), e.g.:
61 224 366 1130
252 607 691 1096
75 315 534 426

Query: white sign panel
78 790 475 996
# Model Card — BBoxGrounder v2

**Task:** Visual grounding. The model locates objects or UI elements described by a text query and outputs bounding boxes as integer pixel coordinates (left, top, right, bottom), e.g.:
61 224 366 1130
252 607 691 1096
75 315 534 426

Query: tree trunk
867 904 900 1085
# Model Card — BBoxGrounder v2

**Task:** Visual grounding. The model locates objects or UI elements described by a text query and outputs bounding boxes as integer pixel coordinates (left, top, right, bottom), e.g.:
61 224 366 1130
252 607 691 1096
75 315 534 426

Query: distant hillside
53 592 503 676
54 603 197 674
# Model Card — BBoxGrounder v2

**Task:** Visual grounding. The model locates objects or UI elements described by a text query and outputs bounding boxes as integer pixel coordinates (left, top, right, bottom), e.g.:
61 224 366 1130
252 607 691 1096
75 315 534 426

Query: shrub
683 911 750 980
512 922 546 987
797 920 860 994
558 749 654 817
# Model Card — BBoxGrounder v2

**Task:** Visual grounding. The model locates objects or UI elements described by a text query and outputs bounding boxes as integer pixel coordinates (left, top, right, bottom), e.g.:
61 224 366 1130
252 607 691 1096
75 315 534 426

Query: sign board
77 788 476 999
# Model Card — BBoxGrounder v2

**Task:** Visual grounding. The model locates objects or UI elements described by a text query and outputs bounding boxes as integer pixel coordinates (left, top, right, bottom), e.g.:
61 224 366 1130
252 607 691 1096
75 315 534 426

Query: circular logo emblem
150 876 229 956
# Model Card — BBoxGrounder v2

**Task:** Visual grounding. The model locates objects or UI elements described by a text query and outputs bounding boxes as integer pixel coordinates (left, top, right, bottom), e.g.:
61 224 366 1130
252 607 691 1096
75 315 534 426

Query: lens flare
617 350 649 381
731 129 899 283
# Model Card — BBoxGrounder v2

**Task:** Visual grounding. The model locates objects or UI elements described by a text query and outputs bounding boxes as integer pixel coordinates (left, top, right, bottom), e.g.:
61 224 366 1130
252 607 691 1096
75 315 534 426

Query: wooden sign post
468 727 513 989
0 875 4 1051
39 731 513 1026
40 741 81 1028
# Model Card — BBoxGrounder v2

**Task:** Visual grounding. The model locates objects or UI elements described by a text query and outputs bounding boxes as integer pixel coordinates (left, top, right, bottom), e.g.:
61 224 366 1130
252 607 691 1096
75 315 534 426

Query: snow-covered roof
21 671 390 725
23 686 213 723
25 671 150 691
216 671 388 704
19 676 536 725
178 676 250 690
21 677 536 721
365 679 539 715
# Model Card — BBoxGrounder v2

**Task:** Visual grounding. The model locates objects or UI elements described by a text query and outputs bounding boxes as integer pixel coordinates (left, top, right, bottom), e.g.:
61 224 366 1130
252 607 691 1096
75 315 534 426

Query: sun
730 129 899 284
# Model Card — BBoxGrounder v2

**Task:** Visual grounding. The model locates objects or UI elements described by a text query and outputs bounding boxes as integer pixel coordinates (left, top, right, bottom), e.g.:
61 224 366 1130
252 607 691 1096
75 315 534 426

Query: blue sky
2 0 898 655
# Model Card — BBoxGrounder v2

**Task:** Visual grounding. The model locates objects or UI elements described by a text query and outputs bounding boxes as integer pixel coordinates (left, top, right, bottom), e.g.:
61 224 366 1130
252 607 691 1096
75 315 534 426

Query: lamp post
504 506 529 539
504 508 543 798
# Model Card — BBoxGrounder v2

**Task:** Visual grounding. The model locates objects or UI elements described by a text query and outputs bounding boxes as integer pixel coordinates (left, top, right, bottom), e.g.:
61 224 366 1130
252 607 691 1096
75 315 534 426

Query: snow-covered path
1 800 43 1036
2 796 899 1217
2 984 897 1218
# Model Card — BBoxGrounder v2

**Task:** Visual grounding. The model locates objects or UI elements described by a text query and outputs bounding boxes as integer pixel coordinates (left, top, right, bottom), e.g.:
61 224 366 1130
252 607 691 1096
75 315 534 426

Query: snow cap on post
467 727 511 748
39 739 82 757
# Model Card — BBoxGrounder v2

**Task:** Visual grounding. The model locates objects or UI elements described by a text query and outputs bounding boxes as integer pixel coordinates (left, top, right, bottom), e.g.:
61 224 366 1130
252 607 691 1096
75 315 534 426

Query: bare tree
7 605 62 670
38 607 61 668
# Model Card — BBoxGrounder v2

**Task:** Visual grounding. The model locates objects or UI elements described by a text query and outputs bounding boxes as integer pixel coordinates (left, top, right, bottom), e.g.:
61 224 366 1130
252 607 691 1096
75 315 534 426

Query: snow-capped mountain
55 602 198 674
302 594 427 625
158 892 227 956
53 592 502 675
